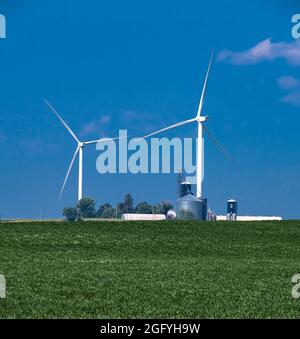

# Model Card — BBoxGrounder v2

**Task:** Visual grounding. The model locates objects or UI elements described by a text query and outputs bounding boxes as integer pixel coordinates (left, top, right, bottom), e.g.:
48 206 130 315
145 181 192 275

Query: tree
155 201 173 216
97 203 112 218
97 203 115 218
116 203 125 218
101 206 115 219
135 202 153 214
63 207 78 222
77 198 96 218
124 193 134 213
178 209 196 220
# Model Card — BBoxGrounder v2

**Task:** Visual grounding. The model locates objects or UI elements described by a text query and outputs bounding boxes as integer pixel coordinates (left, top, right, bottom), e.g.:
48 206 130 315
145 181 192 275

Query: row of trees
63 194 174 221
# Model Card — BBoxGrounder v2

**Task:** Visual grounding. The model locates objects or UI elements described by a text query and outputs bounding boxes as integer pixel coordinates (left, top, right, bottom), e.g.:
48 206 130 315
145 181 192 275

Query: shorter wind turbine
138 51 239 199
45 99 122 202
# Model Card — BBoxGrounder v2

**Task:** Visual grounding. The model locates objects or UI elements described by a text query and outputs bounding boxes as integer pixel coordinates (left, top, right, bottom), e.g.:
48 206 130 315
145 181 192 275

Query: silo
179 181 192 198
176 194 207 220
177 173 192 198
227 199 238 221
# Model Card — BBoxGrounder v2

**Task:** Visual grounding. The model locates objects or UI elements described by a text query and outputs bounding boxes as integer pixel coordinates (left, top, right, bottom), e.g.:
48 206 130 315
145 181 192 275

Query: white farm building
122 214 167 221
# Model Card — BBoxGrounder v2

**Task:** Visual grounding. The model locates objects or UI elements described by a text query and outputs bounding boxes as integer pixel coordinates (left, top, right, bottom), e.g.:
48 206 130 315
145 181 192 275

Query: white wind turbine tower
138 51 239 199
45 99 122 202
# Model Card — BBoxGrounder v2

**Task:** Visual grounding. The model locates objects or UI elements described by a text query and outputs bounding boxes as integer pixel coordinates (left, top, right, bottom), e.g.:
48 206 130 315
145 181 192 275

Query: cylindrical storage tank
179 182 192 198
227 199 238 221
207 209 217 221
176 194 207 220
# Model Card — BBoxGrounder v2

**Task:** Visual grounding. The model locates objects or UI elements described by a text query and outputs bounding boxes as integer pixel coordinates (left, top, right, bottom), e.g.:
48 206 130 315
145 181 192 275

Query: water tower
227 199 238 221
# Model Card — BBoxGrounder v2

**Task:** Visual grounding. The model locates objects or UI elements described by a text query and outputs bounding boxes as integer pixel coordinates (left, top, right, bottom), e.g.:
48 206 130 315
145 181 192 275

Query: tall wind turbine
138 51 239 199
45 99 122 202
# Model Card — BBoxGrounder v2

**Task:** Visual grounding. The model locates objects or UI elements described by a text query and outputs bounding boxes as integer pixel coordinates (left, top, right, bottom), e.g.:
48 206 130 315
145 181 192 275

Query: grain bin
176 194 207 220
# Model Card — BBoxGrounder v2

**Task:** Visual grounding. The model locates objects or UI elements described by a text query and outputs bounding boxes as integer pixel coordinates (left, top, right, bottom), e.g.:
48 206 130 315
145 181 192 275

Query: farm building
216 216 283 221
122 214 166 221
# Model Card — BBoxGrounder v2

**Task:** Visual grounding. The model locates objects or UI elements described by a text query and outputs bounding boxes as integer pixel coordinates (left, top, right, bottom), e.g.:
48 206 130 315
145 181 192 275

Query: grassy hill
0 220 299 319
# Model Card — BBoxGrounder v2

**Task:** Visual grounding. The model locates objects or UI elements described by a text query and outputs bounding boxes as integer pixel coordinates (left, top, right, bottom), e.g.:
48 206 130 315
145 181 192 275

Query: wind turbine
138 51 239 199
44 99 122 202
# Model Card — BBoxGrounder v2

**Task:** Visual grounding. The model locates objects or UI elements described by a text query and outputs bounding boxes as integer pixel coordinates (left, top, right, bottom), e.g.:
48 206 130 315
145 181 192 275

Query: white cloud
80 121 99 136
80 115 111 137
281 91 300 107
218 38 300 66
277 76 300 90
277 76 300 107
218 39 300 107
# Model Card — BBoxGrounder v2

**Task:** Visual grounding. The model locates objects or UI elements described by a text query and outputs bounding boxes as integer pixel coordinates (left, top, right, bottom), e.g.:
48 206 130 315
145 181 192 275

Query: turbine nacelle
197 116 209 123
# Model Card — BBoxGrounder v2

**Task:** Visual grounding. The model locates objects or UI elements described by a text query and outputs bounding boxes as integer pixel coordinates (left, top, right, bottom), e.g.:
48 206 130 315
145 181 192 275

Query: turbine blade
137 118 197 141
59 146 80 199
84 135 129 145
203 125 241 171
44 99 80 143
197 50 214 118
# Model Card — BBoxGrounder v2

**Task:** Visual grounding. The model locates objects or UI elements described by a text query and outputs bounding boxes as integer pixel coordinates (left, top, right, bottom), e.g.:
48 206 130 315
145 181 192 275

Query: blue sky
0 0 299 219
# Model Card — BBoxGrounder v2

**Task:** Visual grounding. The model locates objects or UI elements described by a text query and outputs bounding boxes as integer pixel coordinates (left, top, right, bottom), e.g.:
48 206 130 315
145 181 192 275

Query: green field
0 220 300 319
